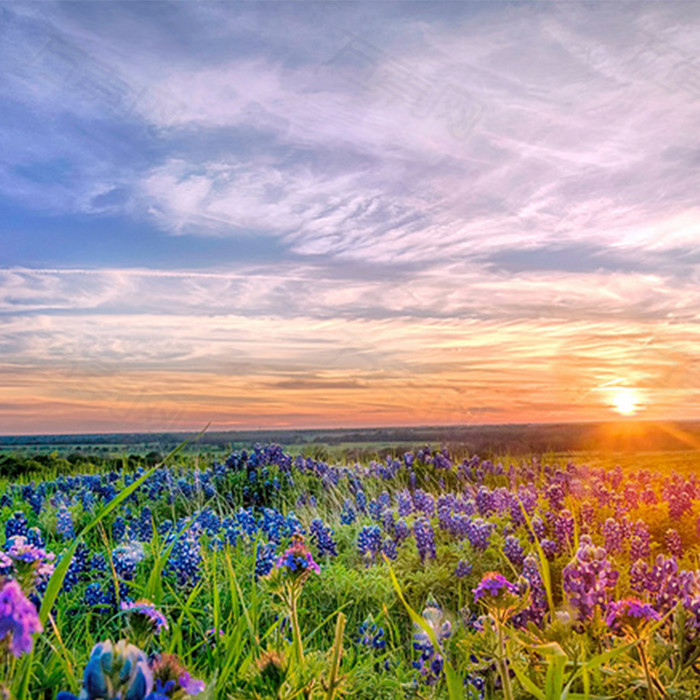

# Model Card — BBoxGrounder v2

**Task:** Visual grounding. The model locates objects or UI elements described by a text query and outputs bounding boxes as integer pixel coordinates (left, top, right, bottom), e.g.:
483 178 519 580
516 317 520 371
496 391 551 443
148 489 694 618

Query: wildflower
275 535 320 577
665 529 683 558
467 518 494 552
606 597 660 635
151 653 206 698
4 512 28 540
503 535 525 568
562 535 619 622
254 542 277 580
3 536 55 591
359 616 386 650
414 518 436 563
309 518 338 558
113 541 145 581
413 600 451 686
121 599 169 635
358 525 382 564
473 572 519 604
166 534 202 589
56 504 75 540
56 640 153 700
0 578 42 657
455 560 473 579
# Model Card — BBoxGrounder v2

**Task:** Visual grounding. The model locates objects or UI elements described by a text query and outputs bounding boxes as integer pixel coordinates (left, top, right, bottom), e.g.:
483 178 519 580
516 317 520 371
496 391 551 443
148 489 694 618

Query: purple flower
414 518 436 563
606 597 660 634
121 599 169 634
562 535 619 622
0 579 43 657
473 572 519 602
454 560 473 579
275 535 320 576
503 535 525 568
178 671 206 694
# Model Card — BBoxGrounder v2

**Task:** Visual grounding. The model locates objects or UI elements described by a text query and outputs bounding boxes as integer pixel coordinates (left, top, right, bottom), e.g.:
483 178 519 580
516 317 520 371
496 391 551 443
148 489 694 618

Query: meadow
1 441 700 699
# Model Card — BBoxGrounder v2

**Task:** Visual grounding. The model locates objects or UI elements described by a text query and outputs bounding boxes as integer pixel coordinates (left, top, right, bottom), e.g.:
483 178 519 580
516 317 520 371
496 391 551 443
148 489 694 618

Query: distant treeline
0 451 164 480
2 421 700 458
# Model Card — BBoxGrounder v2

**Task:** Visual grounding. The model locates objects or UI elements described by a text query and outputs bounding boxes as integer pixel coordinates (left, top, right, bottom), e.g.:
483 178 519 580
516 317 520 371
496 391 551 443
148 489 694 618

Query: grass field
1 437 700 698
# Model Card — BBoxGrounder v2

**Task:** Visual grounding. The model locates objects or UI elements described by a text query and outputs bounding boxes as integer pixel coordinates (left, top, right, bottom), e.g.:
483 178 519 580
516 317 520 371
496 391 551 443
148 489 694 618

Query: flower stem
496 621 514 700
290 587 305 666
638 641 656 700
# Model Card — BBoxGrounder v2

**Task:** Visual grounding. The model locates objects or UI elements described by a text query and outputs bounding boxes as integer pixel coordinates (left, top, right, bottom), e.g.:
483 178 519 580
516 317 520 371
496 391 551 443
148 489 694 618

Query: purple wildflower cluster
562 536 619 621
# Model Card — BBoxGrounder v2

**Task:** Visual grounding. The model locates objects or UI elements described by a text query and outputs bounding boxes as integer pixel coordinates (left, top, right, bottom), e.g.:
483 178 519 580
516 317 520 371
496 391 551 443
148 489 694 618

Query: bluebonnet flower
340 500 356 525
467 518 494 552
503 535 525 568
221 517 241 547
134 507 154 543
562 535 619 621
90 552 108 577
382 538 398 561
85 582 109 609
262 508 285 543
5 511 28 540
530 514 546 541
355 490 368 514
166 534 202 589
394 518 410 544
235 508 258 539
359 615 386 650
630 554 695 613
414 519 436 563
26 527 45 548
56 504 75 540
630 520 651 561
455 560 473 579
254 542 277 580
284 512 305 538
368 499 384 522
309 519 338 558
56 640 153 700
113 542 145 581
397 490 414 517
554 509 575 551
514 555 547 626
62 542 90 593
475 487 495 517
412 600 451 686
665 529 683 558
540 538 558 560
414 490 435 518
602 518 623 555
0 579 42 657
358 525 382 565
112 516 127 543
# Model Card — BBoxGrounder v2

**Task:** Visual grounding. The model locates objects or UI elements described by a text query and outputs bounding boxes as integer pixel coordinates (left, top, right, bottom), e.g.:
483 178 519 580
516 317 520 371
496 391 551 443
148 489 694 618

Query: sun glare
611 388 639 416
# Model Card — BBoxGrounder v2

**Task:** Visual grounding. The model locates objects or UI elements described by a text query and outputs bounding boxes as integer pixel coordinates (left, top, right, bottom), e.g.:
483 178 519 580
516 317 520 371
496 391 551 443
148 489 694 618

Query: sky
2 1 700 435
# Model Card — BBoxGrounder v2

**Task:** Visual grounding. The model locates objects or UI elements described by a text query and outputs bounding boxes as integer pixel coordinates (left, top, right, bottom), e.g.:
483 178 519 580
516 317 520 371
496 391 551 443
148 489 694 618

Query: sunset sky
2 1 700 434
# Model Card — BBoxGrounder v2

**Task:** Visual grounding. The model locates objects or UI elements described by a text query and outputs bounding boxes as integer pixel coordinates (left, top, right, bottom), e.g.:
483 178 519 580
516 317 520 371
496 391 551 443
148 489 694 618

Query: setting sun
612 388 640 415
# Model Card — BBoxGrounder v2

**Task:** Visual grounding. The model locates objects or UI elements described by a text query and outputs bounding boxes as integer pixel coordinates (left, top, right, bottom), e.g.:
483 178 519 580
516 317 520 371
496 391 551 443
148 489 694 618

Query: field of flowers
1 443 700 699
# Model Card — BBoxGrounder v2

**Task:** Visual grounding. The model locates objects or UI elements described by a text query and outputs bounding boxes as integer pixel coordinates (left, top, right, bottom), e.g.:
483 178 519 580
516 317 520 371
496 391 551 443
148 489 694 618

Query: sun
611 387 639 416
